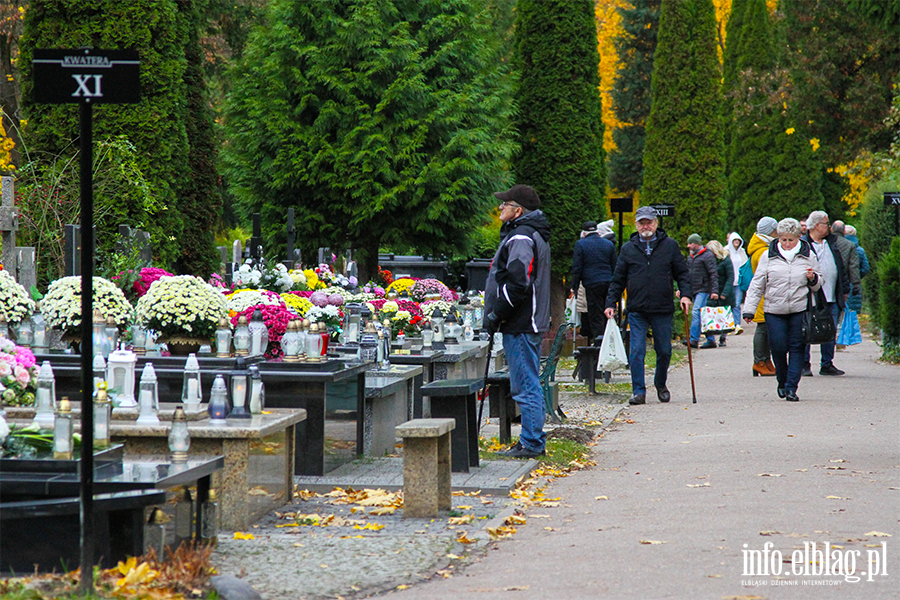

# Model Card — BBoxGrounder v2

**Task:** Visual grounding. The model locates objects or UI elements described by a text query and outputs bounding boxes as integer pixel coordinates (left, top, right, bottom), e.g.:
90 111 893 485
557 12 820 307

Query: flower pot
160 337 209 357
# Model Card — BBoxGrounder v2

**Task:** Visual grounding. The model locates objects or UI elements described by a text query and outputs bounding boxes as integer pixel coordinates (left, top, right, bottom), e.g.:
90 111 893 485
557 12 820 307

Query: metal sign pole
78 100 95 594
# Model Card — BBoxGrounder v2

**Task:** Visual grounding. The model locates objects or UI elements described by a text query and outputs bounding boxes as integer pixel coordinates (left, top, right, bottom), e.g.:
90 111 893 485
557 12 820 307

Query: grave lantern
30 302 49 352
430 307 446 350
104 316 119 353
15 318 34 348
228 357 251 419
358 322 379 363
168 406 191 460
249 364 265 415
248 308 269 357
281 320 302 362
107 347 137 408
422 321 433 348
306 322 324 362
233 315 251 357
92 354 106 395
215 317 232 358
208 375 229 422
344 303 361 346
136 362 161 426
53 397 74 460
131 323 147 355
92 309 109 358
444 310 460 345
93 382 112 449
181 353 202 412
33 361 57 429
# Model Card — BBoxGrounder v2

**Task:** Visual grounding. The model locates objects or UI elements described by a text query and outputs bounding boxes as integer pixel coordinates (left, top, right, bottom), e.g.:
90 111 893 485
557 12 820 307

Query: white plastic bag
565 295 580 327
598 319 628 371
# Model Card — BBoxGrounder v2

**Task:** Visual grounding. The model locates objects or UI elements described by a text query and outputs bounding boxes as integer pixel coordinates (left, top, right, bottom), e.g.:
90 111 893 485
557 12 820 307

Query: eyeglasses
499 202 522 211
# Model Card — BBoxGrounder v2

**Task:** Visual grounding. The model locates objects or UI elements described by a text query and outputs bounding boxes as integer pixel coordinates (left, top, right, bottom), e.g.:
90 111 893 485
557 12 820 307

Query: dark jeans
584 282 610 344
765 312 805 393
804 301 840 368
753 320 770 363
627 311 673 396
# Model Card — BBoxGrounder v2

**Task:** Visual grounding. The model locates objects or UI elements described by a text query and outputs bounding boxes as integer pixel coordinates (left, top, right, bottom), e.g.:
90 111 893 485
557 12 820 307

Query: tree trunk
356 237 381 285
550 275 568 342
0 36 21 169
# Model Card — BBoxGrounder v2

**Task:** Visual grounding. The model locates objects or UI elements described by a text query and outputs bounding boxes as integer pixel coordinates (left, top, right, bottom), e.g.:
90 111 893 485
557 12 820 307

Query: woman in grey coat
743 218 822 402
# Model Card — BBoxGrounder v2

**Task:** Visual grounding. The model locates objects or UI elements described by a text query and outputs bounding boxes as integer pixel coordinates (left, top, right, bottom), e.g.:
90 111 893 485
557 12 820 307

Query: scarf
778 241 802 262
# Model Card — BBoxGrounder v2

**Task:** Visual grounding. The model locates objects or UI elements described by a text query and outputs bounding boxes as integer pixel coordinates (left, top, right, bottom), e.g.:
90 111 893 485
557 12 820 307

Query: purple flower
310 291 329 307
374 287 385 297
328 293 345 306
349 276 358 287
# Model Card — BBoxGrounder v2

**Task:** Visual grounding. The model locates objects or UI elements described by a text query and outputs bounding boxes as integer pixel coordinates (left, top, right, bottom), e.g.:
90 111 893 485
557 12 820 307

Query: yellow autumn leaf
505 515 527 526
639 540 667 545
810 138 820 151
864 531 892 537
115 560 157 590
595 496 609 500
448 515 475 525
369 506 396 516
456 532 476 544
233 532 256 540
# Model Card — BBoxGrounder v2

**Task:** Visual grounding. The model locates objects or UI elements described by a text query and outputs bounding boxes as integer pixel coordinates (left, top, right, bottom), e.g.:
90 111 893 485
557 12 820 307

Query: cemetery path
384 323 900 600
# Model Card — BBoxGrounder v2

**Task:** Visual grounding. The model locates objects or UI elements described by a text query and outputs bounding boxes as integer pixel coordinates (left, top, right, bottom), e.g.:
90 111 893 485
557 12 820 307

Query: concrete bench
420 378 483 473
395 418 455 518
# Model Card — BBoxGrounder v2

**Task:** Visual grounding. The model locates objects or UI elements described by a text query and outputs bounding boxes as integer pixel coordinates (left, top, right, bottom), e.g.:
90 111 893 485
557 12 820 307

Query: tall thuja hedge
222 0 515 281
19 0 192 268
513 0 605 301
878 236 900 348
719 0 747 171
726 0 823 235
608 0 659 195
642 0 724 243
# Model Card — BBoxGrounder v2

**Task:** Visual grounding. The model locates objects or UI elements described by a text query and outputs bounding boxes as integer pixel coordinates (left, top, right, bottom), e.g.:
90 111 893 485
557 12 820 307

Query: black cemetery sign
32 48 140 104
32 47 140 595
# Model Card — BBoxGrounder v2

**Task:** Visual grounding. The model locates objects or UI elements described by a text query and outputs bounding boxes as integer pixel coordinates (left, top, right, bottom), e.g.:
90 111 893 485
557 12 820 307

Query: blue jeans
627 311 673 396
732 287 743 328
804 302 840 368
503 332 546 452
690 292 713 342
765 312 805 393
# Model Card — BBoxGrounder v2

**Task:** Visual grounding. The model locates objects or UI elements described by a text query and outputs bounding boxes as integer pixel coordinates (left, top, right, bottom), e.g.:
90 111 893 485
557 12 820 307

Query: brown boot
764 359 776 373
752 360 776 377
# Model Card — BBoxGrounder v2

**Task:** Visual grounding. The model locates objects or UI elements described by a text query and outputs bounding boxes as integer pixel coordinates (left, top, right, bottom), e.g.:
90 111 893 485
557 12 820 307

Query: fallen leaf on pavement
687 482 710 488
232 532 255 540
505 515 527 525
504 585 530 591
595 496 609 500
448 515 475 525
825 496 848 500
639 540 667 545
864 531 892 537
759 531 781 536
456 532 476 544
487 526 517 540
757 473 782 477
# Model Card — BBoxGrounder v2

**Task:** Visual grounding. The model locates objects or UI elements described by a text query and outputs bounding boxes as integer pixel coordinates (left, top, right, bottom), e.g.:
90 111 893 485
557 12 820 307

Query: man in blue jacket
605 206 692 405
483 184 551 458
570 221 617 344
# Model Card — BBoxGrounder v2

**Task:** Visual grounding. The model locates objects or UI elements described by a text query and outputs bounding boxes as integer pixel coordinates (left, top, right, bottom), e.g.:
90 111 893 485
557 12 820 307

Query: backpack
738 260 753 292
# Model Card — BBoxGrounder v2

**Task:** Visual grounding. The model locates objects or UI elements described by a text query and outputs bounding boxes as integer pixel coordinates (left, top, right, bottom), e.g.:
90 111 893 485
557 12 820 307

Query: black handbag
802 288 836 345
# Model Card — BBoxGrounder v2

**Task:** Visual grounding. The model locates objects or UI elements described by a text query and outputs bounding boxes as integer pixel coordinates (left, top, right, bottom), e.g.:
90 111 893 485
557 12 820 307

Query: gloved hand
483 312 501 336
852 284 861 296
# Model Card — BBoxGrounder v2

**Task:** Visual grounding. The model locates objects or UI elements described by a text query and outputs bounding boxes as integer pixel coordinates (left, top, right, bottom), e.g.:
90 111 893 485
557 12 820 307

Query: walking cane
683 305 697 404
477 334 495 435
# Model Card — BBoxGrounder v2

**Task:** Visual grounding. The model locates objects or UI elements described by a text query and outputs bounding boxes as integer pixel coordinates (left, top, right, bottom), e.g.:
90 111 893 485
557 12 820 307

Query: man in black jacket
605 206 692 405
570 221 617 344
483 185 551 458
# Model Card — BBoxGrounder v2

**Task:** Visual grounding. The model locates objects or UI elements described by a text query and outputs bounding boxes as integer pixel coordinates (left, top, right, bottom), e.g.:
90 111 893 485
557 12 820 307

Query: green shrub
878 237 900 347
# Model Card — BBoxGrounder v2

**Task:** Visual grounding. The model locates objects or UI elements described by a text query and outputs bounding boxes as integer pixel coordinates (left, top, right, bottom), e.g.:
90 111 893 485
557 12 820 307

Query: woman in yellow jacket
747 217 778 376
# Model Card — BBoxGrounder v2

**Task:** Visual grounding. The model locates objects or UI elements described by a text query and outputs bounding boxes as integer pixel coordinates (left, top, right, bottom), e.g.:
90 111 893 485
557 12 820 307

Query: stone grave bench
571 345 611 394
395 418 455 518
420 378 482 473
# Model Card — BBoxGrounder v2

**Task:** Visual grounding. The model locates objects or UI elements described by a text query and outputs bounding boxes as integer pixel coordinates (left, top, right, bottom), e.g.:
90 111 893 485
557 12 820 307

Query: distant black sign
609 197 633 213
32 48 140 104
650 204 675 217
885 192 900 207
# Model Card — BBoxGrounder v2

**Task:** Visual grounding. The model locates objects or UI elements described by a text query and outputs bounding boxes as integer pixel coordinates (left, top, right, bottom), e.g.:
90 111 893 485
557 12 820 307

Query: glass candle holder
33 361 57 429
53 397 74 459
208 375 230 422
229 357 251 418
215 317 232 357
94 382 112 449
181 353 203 411
168 406 191 460
233 316 250 357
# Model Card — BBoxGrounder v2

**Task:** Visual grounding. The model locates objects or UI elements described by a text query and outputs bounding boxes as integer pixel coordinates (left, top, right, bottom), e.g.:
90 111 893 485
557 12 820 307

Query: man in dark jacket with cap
605 206 692 405
483 184 551 458
570 221 617 344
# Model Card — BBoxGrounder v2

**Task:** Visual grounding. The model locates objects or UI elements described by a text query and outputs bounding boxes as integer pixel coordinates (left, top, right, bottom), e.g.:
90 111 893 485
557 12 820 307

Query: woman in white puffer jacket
742 218 822 402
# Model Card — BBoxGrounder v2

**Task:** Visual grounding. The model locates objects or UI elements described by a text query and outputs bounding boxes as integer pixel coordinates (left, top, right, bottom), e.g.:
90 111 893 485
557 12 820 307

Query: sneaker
700 340 717 349
801 367 813 377
629 394 646 405
733 326 744 335
819 364 845 376
718 338 727 347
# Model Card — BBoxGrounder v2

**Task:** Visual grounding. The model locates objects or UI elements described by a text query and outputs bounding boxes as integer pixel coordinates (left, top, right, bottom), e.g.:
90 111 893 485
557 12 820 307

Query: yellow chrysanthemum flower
785 127 795 135
809 138 820 151
386 278 416 294
281 293 313 316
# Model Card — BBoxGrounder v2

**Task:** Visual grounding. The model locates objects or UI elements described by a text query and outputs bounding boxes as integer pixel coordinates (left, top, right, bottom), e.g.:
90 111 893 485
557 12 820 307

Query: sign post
885 192 900 237
33 47 139 593
650 203 676 231
609 196 633 250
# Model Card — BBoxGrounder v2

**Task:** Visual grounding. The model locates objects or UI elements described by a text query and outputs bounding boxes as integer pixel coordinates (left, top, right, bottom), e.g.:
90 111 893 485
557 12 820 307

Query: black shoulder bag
802 288 836 345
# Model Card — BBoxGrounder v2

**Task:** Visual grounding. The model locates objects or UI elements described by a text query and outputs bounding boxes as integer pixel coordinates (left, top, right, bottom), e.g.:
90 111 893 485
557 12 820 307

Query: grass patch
479 436 591 468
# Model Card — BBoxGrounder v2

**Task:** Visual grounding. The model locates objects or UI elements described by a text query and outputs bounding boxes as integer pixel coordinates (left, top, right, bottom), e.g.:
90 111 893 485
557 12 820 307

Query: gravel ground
210 361 629 599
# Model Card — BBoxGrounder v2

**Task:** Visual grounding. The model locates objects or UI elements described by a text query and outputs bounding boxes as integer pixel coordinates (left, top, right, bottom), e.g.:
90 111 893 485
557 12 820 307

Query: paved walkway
388 323 899 599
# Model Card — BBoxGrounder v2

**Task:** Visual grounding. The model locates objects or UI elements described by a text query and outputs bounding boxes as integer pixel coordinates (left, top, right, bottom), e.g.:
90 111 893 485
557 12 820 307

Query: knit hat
494 185 541 211
756 216 778 236
687 233 702 245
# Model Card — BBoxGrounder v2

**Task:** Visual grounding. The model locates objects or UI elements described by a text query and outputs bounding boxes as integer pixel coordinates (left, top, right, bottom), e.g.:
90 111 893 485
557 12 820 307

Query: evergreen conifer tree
720 0 748 158
642 0 724 243
726 0 823 234
512 0 606 323
18 0 199 268
608 0 660 195
221 0 515 280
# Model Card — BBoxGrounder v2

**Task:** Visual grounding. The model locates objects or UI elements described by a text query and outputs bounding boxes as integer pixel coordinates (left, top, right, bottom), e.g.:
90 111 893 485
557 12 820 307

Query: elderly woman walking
742 218 822 402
